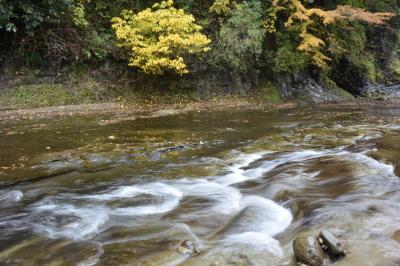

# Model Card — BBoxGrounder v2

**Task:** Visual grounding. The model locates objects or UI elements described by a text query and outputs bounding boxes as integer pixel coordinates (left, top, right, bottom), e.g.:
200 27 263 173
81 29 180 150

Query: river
0 106 399 265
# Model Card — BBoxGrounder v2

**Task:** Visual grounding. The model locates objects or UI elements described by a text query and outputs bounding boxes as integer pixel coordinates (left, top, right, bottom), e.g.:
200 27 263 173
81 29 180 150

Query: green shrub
209 1 266 73
272 32 308 74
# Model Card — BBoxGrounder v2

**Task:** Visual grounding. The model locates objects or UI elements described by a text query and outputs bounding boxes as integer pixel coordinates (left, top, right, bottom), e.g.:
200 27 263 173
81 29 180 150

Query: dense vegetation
0 0 399 98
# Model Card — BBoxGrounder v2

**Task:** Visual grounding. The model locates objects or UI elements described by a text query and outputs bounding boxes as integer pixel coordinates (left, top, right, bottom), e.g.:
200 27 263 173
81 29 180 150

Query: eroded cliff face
278 73 354 103
277 70 400 103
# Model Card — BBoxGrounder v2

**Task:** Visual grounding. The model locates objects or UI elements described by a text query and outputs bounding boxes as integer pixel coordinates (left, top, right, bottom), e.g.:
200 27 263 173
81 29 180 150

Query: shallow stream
0 107 400 265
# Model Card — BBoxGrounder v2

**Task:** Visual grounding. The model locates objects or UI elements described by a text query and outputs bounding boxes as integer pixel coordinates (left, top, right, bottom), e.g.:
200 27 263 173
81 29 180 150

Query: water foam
79 182 183 202
110 196 181 216
25 149 295 257
33 203 109 240
0 190 23 206
31 183 184 240
220 195 292 256
216 150 327 186
174 179 243 215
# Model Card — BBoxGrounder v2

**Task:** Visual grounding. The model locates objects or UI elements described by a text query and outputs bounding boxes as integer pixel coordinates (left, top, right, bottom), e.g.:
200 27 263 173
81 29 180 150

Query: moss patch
320 76 355 99
0 84 75 108
258 81 283 103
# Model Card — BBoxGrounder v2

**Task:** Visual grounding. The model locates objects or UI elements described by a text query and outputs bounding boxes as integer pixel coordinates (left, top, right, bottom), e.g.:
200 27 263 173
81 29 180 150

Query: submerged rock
318 230 346 257
152 109 181 117
177 240 198 255
293 230 347 266
391 230 400 243
293 232 327 266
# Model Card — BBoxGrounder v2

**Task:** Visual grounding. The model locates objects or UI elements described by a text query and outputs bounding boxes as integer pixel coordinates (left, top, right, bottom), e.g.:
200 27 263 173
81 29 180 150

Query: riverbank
1 96 400 122
0 96 295 122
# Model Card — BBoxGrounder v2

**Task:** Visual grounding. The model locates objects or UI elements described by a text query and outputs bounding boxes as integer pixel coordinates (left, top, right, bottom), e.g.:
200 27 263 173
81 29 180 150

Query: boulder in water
318 230 346 257
293 232 327 266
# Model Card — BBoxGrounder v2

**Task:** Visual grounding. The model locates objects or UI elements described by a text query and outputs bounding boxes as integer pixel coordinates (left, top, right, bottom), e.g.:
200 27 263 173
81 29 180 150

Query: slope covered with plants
0 0 399 99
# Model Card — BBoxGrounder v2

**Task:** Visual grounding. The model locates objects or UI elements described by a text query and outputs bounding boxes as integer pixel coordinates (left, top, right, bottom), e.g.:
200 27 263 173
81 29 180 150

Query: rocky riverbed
0 106 400 265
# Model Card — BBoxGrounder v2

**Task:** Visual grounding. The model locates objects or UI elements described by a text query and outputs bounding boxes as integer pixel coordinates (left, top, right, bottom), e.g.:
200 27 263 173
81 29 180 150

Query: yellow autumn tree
111 0 211 75
285 0 334 69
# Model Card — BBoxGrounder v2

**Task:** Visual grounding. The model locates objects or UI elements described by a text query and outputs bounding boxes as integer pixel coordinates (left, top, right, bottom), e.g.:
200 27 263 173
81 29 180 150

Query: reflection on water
0 107 400 265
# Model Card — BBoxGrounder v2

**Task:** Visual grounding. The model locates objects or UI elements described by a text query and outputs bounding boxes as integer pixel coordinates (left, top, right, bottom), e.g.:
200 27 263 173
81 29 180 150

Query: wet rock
361 82 400 100
152 109 181 117
275 189 292 202
177 240 198 255
318 230 346 257
227 252 252 265
293 232 327 266
149 145 189 161
395 166 400 178
278 73 353 103
391 230 400 243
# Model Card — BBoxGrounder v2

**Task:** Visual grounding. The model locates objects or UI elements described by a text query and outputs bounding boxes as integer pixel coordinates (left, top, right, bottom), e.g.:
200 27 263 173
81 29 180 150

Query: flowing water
0 107 400 266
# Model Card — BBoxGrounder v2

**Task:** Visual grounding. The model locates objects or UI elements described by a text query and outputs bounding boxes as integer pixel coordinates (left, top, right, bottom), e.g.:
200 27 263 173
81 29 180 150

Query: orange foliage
327 5 395 25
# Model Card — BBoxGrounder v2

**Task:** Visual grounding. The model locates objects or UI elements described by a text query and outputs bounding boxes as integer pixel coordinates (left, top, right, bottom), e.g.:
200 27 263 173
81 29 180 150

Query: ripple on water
0 190 23 207
11 151 294 262
2 109 400 265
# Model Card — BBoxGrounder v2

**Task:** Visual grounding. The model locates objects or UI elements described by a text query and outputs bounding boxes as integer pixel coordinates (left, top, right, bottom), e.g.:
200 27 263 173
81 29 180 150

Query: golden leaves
112 0 211 75
298 32 325 52
263 0 286 33
282 0 333 69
